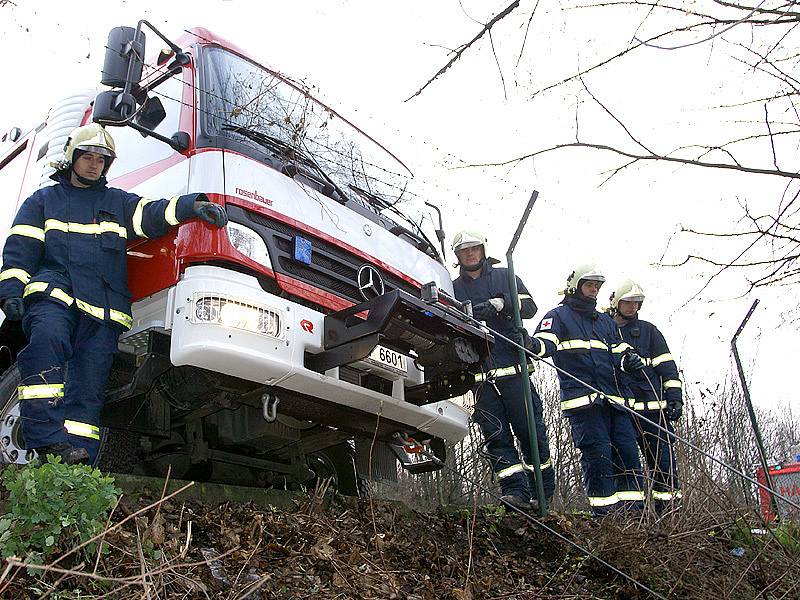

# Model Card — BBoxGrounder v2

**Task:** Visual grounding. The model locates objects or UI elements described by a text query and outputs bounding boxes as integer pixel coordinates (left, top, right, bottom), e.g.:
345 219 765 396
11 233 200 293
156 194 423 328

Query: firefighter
451 230 555 511
528 265 645 517
0 123 228 465
609 280 683 508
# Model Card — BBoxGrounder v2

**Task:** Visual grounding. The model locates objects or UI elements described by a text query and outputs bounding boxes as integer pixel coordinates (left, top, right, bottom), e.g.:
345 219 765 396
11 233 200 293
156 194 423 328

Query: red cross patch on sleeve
540 318 553 330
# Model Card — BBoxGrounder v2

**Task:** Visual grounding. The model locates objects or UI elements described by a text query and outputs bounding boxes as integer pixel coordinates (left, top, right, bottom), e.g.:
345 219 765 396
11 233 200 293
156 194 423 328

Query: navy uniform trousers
18 298 119 463
633 410 680 504
568 401 643 516
473 373 555 501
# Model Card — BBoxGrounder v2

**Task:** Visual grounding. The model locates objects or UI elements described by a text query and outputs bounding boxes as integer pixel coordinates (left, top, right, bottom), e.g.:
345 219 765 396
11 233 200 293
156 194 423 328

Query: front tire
308 443 358 496
0 366 34 465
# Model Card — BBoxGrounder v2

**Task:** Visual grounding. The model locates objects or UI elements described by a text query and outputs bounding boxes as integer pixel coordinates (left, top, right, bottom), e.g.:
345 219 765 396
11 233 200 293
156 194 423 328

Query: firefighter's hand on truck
193 201 229 227
488 297 505 313
621 351 645 373
666 398 683 422
494 293 517 319
1 297 24 321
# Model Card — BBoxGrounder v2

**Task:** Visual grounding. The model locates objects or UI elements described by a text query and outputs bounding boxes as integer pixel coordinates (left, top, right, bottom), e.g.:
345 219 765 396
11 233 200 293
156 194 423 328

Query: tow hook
390 431 443 474
394 432 424 453
261 392 279 422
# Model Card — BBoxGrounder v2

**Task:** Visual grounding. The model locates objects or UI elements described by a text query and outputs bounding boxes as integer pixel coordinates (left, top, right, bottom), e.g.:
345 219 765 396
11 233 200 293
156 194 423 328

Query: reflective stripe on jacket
0 174 201 330
533 299 632 414
617 317 682 409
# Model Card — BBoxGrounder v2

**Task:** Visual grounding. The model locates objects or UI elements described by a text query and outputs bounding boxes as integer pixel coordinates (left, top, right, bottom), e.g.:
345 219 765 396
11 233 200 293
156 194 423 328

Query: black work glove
666 398 683 422
511 326 542 355
512 326 530 348
193 201 228 227
621 350 645 373
1 297 24 321
471 301 493 321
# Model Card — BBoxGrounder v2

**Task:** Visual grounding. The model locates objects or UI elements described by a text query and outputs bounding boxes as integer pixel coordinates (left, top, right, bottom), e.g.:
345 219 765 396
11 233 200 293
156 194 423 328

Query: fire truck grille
243 209 420 305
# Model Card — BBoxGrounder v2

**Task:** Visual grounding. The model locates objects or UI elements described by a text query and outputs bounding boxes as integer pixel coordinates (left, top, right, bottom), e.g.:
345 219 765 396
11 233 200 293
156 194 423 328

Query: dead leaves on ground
1 493 798 599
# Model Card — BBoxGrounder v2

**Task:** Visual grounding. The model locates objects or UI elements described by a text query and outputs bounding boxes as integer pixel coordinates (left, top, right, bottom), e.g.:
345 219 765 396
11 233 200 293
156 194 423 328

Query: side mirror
135 96 167 132
101 26 146 89
1 127 22 143
92 90 137 125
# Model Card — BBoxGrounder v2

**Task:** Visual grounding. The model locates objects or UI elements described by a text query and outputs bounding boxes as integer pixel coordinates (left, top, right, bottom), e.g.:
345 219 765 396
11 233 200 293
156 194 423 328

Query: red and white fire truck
0 23 488 491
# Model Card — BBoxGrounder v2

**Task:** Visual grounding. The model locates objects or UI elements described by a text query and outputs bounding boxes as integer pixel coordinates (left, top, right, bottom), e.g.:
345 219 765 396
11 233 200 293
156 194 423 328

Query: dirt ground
1 484 798 599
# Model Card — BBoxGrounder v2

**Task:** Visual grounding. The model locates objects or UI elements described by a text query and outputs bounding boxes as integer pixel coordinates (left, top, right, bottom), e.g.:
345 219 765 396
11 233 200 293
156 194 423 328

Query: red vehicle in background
757 450 800 522
0 22 489 492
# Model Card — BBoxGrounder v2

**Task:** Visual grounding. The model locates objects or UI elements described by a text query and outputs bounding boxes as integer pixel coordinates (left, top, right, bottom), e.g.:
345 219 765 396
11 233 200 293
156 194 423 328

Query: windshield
200 47 423 215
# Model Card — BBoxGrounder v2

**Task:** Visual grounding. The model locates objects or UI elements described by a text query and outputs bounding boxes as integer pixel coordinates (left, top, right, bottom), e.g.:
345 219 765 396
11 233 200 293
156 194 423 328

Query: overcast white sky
1 0 797 415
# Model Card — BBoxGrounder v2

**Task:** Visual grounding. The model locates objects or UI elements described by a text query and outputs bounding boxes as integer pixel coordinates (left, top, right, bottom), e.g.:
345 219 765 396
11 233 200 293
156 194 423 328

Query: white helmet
565 264 605 295
63 123 116 163
451 230 488 255
54 123 116 177
609 279 646 311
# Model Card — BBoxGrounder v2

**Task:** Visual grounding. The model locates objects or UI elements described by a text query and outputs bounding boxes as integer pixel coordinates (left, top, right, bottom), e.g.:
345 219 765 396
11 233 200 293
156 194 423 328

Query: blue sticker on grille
293 236 312 264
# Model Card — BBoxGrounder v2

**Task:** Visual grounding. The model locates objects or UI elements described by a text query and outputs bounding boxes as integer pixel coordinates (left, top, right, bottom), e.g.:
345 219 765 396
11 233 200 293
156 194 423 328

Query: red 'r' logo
300 320 314 333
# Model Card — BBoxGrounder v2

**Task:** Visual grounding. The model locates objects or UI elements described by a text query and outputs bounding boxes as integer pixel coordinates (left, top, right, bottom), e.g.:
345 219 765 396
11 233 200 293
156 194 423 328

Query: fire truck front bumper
122 265 472 442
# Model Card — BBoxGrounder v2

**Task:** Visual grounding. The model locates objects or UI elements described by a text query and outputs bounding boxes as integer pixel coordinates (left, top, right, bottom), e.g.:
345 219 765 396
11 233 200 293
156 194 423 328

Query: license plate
365 345 408 374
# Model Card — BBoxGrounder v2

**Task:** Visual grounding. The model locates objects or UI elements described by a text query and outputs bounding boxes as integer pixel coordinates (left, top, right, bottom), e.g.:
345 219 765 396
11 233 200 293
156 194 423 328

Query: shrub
0 457 121 563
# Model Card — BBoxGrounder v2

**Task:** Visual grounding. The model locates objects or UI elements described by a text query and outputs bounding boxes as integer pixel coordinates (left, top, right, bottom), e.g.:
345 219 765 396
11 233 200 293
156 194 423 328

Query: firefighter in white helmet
528 264 645 517
0 123 228 465
451 230 555 511
610 279 683 508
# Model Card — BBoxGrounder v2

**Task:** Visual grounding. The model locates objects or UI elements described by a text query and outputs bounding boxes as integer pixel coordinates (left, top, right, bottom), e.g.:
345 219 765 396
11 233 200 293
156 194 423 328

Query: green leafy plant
772 522 800 553
481 503 506 518
0 456 121 564
725 517 800 555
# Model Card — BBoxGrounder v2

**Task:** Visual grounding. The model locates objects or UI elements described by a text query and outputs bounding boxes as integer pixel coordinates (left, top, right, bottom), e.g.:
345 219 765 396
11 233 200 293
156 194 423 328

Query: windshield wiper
221 124 350 204
349 185 441 262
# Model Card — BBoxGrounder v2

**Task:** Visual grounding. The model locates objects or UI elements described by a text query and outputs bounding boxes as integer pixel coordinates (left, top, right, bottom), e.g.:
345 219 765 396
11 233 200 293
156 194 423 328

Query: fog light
192 294 282 338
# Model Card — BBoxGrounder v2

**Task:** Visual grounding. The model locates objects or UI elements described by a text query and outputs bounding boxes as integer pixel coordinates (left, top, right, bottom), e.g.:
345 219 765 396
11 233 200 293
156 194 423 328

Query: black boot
499 494 533 511
34 442 89 465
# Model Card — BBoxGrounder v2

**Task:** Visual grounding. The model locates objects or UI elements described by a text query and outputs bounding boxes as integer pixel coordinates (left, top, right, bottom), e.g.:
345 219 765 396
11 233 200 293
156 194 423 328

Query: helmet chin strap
72 169 103 187
462 257 485 272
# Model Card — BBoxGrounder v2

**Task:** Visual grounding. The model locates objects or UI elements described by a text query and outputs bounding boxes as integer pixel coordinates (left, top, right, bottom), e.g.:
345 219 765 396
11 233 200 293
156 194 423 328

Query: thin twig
406 1 521 101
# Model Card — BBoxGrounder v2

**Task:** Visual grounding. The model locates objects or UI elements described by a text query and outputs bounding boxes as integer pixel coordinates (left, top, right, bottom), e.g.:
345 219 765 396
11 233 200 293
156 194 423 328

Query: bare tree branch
406 0 521 101
516 0 541 67
462 141 800 179
580 77 655 154
635 0 770 50
764 103 780 170
487 29 508 100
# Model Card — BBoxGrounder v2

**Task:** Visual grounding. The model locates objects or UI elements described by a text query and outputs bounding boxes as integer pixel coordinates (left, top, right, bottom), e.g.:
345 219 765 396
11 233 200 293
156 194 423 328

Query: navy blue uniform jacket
0 174 202 330
617 317 682 411
452 261 536 368
533 299 633 414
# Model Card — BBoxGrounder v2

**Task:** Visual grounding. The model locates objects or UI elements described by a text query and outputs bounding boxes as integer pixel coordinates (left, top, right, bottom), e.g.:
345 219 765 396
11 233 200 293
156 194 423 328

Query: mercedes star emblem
357 265 385 300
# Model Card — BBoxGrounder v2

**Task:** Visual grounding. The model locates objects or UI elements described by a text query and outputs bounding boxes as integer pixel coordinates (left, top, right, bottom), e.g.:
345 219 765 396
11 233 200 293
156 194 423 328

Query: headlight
192 294 282 338
226 222 272 269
